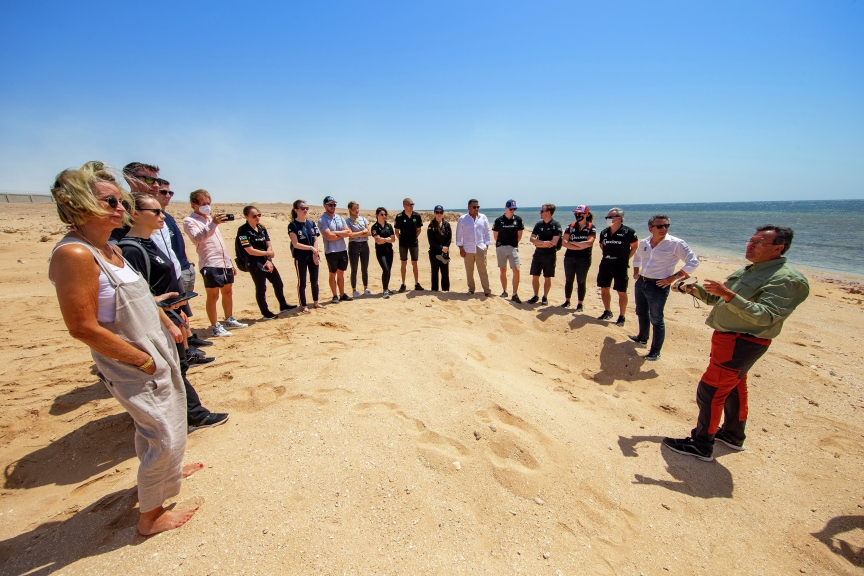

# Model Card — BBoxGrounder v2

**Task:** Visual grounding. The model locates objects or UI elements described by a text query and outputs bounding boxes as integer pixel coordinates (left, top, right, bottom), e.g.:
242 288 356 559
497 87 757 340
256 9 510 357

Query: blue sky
1 1 862 209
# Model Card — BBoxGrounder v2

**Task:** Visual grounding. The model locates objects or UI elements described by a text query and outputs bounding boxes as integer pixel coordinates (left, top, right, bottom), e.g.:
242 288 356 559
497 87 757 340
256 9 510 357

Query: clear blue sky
1 1 861 209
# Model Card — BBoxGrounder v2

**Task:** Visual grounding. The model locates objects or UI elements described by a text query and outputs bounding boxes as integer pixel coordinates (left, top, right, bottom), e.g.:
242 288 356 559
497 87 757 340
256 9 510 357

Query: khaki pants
464 248 491 294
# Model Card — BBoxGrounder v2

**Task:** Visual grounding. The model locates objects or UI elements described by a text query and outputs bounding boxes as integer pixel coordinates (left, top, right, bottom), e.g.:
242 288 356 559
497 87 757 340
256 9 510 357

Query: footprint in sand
466 348 486 362
224 384 287 412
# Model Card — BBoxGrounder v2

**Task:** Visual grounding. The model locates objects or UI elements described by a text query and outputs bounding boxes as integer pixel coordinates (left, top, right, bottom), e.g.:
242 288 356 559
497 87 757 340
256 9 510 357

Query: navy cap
434 205 444 212
323 195 336 204
505 199 517 209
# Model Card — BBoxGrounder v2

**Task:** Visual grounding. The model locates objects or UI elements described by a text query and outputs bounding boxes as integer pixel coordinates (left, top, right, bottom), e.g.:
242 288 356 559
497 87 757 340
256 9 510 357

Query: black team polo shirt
492 214 525 248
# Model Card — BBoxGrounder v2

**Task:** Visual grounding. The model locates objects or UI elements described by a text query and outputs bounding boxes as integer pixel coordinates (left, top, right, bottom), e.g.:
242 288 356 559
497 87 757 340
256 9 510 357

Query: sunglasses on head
158 189 174 197
138 207 164 216
652 223 670 229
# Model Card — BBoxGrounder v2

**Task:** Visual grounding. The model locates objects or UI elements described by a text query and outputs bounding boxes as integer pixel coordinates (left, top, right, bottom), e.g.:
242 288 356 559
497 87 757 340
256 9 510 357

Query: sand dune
1 201 863 575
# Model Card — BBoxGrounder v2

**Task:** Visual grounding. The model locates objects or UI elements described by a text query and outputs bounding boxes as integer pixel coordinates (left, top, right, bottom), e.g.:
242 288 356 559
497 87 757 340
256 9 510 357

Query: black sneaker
575 303 583 312
500 291 508 298
414 284 425 291
340 294 353 302
598 310 613 321
188 412 230 433
662 437 714 462
561 301 571 308
187 346 206 359
615 316 626 327
511 294 522 303
188 335 213 347
187 355 215 366
628 335 648 345
645 351 661 361
280 303 298 312
541 296 548 305
715 428 745 451
526 295 539 304
399 284 407 293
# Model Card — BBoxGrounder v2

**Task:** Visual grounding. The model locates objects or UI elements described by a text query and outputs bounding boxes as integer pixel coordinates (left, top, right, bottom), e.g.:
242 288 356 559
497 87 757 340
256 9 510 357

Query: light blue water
468 200 864 278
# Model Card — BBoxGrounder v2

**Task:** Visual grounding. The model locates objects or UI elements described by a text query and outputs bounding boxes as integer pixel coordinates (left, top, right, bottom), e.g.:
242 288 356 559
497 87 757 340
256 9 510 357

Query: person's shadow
619 435 734 499
591 336 659 386
4 413 135 490
811 515 864 567
0 487 145 575
49 380 112 416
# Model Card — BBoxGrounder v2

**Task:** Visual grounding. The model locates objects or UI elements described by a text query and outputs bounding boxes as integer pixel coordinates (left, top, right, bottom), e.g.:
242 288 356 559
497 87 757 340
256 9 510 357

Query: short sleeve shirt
531 219 562 256
287 219 320 260
599 225 638 264
370 222 395 255
237 222 270 268
346 216 369 243
394 211 423 247
492 214 524 248
563 222 597 259
317 213 348 254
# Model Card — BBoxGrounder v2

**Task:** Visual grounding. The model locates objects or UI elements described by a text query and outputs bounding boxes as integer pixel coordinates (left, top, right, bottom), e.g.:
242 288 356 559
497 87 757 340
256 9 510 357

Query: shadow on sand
811 515 864 567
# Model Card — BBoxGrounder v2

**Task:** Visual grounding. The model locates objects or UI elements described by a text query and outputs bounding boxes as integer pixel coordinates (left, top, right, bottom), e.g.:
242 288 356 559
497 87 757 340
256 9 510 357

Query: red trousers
691 331 771 453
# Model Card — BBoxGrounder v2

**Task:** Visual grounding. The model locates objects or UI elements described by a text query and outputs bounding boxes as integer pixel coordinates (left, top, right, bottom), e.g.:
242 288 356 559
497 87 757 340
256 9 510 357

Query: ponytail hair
291 199 306 221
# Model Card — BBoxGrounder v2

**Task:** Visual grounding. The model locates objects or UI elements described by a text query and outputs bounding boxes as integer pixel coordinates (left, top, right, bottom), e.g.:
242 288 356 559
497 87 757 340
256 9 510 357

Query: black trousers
249 265 289 315
377 250 394 291
563 257 592 301
294 258 320 307
429 252 450 291
349 242 370 290
175 342 209 425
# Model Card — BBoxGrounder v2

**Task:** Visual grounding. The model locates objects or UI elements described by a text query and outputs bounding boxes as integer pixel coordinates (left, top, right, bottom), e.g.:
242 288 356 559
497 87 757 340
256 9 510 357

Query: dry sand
1 201 863 575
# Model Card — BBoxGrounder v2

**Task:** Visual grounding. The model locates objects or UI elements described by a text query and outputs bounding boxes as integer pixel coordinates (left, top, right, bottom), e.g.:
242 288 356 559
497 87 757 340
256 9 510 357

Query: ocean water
472 200 864 278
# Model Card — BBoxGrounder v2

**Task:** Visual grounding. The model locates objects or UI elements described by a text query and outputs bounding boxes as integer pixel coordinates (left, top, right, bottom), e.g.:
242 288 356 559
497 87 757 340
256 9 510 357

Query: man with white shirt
630 215 699 360
456 199 492 296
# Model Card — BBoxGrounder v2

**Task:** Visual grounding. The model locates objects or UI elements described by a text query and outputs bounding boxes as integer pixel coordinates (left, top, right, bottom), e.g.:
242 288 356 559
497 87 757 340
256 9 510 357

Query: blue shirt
317 213 348 254
346 216 369 243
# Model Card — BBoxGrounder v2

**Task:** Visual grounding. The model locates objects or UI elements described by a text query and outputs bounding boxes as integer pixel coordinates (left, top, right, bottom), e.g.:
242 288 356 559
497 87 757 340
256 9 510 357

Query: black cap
323 195 336 204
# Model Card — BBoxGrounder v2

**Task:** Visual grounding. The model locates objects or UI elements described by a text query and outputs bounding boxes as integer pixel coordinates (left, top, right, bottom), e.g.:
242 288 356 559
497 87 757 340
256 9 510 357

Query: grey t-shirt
318 213 348 254
346 216 369 243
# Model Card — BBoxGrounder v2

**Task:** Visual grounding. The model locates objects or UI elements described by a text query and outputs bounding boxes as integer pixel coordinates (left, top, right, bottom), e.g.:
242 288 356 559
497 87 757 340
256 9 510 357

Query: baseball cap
573 205 589 214
434 205 444 212
323 195 336 204
505 200 517 209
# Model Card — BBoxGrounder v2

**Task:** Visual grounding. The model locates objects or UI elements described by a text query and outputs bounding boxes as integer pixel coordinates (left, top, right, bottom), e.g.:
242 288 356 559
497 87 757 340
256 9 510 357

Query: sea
470 200 864 278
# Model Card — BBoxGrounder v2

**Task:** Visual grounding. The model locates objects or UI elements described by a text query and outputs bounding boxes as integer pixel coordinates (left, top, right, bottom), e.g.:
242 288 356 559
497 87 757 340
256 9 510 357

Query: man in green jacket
663 225 810 462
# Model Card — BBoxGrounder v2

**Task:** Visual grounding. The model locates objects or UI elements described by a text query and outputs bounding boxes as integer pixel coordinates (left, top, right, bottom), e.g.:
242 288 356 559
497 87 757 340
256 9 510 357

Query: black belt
639 276 664 282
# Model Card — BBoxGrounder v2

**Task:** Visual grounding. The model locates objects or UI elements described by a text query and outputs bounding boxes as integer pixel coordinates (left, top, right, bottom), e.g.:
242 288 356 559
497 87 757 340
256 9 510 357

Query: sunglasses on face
158 189 174 197
652 223 670 229
405 203 414 207
325 203 337 207
133 175 159 185
250 214 261 218
139 207 164 216
469 205 479 210
298 206 310 211
434 211 444 215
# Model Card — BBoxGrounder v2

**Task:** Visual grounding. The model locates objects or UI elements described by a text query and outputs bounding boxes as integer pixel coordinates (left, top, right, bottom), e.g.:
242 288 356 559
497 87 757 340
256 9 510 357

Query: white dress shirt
632 234 699 279
455 212 491 253
151 226 182 279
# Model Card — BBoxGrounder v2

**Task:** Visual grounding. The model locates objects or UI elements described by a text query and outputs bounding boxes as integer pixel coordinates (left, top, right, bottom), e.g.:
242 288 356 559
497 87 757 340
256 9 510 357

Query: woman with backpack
236 205 296 320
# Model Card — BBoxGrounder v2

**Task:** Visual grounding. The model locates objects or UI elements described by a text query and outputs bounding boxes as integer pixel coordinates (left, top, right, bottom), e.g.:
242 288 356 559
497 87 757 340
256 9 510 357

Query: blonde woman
48 161 203 535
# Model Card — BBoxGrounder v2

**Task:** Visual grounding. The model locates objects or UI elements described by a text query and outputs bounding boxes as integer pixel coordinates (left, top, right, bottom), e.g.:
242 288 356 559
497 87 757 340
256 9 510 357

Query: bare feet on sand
182 462 204 478
137 505 198 536
313 302 326 309
301 306 311 314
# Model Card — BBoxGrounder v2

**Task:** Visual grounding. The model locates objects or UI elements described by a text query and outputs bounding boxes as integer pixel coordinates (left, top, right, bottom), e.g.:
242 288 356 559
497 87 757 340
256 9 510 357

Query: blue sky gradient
1 1 861 208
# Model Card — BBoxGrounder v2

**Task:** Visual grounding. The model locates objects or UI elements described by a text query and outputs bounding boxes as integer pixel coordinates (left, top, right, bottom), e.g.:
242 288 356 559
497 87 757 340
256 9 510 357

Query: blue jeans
635 277 671 354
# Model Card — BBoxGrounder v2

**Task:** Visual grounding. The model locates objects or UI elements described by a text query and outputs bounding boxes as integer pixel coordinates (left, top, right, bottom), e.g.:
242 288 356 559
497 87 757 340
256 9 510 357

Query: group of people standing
46 159 811 538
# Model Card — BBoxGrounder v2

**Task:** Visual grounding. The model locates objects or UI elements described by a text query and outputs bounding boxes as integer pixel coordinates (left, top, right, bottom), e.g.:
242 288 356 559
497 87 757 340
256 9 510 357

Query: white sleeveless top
51 242 141 323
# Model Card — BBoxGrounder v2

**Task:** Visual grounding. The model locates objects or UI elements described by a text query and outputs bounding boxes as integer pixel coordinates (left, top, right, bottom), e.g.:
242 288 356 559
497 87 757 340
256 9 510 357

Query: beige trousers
464 248 491 294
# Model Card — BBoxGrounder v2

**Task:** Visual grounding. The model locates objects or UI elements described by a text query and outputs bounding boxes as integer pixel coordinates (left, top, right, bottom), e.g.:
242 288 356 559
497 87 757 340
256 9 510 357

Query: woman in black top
370 207 396 298
238 205 295 319
287 199 324 313
119 193 226 430
427 205 452 291
561 207 597 312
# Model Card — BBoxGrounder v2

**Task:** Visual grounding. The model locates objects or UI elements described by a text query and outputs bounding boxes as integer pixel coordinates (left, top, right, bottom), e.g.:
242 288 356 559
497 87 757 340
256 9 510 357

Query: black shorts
399 244 419 262
597 261 629 292
325 250 349 273
201 266 234 288
529 251 557 278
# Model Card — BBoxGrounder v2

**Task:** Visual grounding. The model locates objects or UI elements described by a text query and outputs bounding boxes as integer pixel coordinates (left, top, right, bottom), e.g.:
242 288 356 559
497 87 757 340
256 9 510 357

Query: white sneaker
211 323 232 337
224 316 248 329
353 290 361 298
364 289 372 295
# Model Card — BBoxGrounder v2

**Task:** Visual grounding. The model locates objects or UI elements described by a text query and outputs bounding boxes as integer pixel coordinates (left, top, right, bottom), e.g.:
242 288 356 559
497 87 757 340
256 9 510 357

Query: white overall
54 238 188 512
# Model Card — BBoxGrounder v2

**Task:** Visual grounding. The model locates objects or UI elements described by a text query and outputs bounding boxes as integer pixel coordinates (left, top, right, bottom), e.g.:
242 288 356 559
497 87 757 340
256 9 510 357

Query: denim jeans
635 277 671 354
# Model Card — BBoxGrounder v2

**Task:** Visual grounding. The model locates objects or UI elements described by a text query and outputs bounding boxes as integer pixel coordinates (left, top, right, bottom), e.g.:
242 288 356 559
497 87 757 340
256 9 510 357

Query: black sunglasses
325 203 337 207
158 189 175 197
103 196 121 208
298 206 310 211
652 223 670 229
434 211 444 214
139 208 164 216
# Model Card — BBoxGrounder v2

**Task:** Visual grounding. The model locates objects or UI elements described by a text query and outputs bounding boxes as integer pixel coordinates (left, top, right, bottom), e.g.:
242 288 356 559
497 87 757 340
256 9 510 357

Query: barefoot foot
137 505 198 536
182 462 204 478
301 307 310 314
313 303 326 309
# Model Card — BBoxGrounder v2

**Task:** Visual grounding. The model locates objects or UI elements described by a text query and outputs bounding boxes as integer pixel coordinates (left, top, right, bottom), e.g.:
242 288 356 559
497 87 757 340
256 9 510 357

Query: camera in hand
224 214 235 221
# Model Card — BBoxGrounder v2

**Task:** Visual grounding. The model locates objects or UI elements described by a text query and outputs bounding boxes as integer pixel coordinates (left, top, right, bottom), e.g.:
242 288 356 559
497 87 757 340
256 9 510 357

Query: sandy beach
1 201 862 575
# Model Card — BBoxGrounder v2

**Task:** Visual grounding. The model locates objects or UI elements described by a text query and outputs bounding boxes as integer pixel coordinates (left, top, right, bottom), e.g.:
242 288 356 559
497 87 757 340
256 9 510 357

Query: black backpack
555 225 565 251
234 233 249 273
